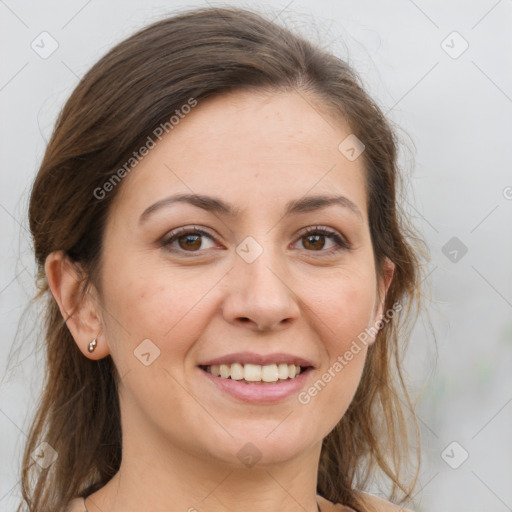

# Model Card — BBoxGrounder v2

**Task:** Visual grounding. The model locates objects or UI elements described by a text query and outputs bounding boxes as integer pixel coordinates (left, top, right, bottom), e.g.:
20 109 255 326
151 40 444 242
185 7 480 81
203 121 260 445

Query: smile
200 363 309 383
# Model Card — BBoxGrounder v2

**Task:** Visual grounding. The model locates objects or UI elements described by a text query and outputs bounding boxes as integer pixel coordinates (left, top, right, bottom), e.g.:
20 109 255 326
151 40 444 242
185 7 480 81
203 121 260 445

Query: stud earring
88 338 97 353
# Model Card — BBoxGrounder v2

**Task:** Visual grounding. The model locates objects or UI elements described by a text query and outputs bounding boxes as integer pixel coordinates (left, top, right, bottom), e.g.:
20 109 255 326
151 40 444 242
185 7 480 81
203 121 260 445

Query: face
94 89 392 468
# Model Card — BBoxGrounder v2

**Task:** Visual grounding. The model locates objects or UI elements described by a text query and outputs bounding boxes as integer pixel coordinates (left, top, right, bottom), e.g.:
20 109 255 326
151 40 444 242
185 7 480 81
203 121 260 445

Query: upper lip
198 351 315 368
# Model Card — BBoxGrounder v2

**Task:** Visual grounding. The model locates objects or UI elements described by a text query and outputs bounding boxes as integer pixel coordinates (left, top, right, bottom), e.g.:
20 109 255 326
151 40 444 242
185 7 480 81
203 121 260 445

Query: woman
20 6 423 512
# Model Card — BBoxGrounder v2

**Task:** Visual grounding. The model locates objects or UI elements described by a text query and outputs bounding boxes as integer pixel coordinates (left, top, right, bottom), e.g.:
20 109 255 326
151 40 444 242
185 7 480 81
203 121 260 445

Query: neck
85 424 323 512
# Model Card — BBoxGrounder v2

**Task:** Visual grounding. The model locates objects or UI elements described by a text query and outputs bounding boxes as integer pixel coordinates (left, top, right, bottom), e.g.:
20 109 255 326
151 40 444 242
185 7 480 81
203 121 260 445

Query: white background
1 1 511 511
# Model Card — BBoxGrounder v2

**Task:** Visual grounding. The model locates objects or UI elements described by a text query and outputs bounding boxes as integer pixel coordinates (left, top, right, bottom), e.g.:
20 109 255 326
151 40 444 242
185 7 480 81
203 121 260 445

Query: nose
221 248 300 332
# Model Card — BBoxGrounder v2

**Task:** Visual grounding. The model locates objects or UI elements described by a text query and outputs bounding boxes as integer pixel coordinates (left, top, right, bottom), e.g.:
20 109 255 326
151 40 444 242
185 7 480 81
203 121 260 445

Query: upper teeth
206 363 302 382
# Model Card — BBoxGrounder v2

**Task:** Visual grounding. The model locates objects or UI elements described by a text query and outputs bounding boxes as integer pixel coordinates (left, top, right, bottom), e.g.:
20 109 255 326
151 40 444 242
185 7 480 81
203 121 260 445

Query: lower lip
198 367 312 404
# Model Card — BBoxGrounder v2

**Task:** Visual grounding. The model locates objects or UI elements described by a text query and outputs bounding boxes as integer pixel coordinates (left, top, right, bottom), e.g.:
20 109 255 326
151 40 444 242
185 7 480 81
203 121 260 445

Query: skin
46 89 397 512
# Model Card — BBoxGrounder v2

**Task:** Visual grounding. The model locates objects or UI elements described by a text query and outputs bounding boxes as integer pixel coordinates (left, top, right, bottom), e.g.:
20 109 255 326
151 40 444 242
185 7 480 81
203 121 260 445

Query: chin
203 430 314 469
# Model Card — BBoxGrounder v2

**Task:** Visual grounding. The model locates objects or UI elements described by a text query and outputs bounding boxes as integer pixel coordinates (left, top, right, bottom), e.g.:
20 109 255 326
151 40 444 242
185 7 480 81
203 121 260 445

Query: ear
45 250 110 360
368 257 395 345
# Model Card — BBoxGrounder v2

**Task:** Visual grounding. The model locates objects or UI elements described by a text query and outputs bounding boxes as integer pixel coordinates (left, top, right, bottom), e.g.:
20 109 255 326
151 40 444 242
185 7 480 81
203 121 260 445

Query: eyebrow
139 192 363 223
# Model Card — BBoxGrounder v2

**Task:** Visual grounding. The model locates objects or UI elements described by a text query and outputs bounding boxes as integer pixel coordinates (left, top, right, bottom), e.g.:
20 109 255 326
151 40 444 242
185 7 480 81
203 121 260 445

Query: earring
88 338 97 352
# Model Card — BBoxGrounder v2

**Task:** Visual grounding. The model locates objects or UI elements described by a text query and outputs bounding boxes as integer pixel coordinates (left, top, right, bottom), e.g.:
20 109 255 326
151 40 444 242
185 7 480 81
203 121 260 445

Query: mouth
198 363 313 384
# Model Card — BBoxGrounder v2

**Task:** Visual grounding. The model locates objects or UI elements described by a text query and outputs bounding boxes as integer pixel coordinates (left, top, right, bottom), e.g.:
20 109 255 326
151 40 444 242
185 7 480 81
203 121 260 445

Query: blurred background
1 0 511 510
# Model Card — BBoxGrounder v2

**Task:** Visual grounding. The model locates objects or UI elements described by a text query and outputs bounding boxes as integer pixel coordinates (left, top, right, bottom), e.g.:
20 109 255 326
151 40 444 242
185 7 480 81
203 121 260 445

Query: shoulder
317 494 355 511
62 497 87 512
358 492 414 511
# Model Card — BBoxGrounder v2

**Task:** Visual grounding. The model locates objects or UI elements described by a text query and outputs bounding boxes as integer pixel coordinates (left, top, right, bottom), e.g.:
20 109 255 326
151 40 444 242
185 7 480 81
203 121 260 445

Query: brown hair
19 6 425 511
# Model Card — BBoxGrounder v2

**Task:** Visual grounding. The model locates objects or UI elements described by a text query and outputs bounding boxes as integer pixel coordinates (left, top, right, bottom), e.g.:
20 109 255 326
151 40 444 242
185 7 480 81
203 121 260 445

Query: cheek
298 278 374 423
101 266 217 369
305 269 377 350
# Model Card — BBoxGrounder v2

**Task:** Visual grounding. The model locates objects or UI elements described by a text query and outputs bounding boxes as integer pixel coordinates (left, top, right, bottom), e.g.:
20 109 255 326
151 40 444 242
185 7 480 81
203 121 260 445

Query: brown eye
302 234 326 251
295 226 350 255
177 234 202 251
163 227 216 254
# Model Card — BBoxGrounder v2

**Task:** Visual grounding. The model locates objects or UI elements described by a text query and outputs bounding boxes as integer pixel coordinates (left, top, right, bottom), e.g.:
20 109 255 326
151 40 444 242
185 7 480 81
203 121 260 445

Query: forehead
109 89 368 222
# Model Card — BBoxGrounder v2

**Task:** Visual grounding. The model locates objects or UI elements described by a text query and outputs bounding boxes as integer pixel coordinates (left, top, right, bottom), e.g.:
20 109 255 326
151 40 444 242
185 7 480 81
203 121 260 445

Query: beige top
65 495 355 511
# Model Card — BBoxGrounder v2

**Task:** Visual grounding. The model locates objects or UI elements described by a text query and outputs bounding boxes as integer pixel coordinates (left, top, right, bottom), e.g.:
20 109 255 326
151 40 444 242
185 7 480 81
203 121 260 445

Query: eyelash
161 225 351 257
